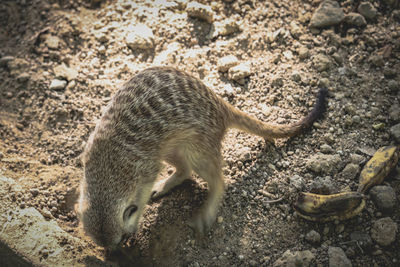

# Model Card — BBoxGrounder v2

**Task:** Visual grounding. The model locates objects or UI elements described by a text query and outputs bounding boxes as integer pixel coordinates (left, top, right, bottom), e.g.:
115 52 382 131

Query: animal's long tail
228 87 328 139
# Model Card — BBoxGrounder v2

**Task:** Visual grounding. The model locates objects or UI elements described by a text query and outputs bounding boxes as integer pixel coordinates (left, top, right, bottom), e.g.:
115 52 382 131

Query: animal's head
76 137 156 249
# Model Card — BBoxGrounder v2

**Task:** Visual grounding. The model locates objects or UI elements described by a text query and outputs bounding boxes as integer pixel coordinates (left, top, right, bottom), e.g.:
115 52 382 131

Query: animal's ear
123 205 138 221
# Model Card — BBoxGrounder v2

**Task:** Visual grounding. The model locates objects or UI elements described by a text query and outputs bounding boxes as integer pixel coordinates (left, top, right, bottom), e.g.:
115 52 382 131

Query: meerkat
77 66 327 249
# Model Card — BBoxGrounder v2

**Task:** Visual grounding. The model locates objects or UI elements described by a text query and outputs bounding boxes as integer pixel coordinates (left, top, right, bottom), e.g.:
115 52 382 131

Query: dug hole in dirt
0 0 400 266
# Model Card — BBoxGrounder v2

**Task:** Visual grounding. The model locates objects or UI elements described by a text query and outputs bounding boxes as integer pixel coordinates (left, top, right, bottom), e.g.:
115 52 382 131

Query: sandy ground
0 0 399 266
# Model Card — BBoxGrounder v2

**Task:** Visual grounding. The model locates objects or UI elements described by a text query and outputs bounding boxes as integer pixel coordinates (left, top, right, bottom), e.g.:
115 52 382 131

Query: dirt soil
0 0 399 266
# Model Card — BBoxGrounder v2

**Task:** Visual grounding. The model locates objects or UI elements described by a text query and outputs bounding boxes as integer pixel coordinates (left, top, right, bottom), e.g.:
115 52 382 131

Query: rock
186 1 214 23
126 24 155 50
340 163 359 180
298 47 310 60
349 153 365 165
0 56 14 67
289 175 304 190
45 35 61 49
283 51 293 60
16 72 30 83
370 186 397 213
369 54 384 67
310 176 337 194
211 19 241 38
291 71 301 82
289 21 302 38
383 67 397 79
390 123 400 142
389 104 400 121
371 217 398 246
388 80 399 93
394 10 400 21
307 153 341 175
29 188 39 197
319 77 330 88
271 76 283 87
310 0 345 28
6 58 29 75
98 45 106 55
273 250 315 267
383 0 398 7
42 208 53 219
94 32 108 43
228 63 251 85
53 64 78 81
350 231 373 250
217 55 239 72
328 247 352 267
313 54 332 72
344 12 367 27
320 144 333 154
49 79 67 90
235 146 251 161
305 230 321 245
357 2 377 20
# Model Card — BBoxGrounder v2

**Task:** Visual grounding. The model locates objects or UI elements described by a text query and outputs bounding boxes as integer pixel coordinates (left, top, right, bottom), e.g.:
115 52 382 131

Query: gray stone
307 153 341 175
289 21 302 38
344 12 367 27
320 144 333 154
369 54 384 67
310 176 337 194
228 63 251 85
313 54 332 72
273 250 315 267
357 2 377 20
298 47 309 60
0 56 14 67
271 76 284 87
388 80 399 92
371 217 398 246
45 35 61 49
383 67 397 79
16 73 30 83
328 246 352 267
350 231 373 250
349 153 365 165
310 0 345 28
370 185 397 213
390 123 400 142
126 24 155 50
340 163 359 180
305 230 321 245
217 55 239 72
291 71 301 82
53 64 78 81
49 79 67 90
186 1 214 23
289 175 304 190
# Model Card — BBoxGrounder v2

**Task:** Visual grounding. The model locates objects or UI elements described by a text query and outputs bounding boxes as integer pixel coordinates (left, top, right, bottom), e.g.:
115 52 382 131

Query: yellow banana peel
294 192 365 222
357 145 399 194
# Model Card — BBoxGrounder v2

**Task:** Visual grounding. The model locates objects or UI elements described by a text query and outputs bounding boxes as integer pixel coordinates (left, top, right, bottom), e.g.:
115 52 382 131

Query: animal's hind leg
188 151 224 234
152 147 192 199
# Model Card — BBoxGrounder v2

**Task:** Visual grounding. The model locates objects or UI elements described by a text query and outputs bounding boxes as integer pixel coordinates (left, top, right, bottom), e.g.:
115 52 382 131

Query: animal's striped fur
77 67 327 249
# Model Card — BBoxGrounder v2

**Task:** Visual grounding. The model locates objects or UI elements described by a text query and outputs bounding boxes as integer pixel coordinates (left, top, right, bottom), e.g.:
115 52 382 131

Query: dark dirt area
0 0 399 266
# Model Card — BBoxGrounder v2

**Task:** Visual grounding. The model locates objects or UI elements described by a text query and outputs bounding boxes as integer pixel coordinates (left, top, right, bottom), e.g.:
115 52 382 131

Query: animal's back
95 67 229 156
